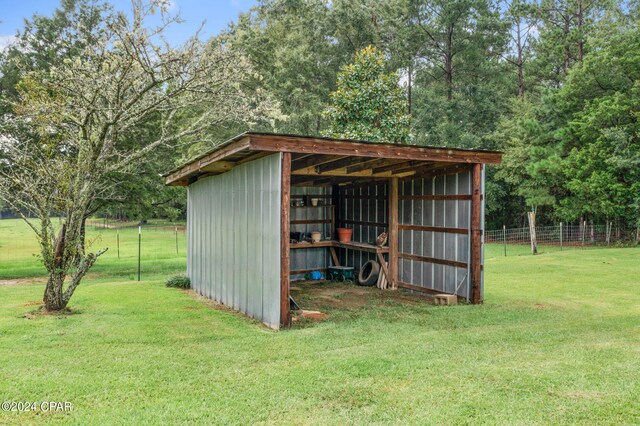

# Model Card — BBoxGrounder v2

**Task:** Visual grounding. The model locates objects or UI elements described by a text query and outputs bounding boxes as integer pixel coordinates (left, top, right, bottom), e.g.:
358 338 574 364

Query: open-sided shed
164 133 502 329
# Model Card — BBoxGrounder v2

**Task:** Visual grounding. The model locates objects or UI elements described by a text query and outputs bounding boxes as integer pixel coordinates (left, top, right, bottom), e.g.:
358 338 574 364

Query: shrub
166 274 191 289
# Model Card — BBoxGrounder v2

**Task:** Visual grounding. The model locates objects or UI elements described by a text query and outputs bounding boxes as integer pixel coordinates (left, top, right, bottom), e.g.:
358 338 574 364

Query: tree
0 0 279 311
323 46 411 143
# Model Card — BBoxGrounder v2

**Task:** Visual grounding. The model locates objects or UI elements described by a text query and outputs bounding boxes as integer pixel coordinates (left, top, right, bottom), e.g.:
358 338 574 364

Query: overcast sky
0 0 258 51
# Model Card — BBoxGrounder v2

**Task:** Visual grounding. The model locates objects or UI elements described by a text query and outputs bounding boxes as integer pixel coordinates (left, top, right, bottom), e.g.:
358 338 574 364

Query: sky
0 0 258 50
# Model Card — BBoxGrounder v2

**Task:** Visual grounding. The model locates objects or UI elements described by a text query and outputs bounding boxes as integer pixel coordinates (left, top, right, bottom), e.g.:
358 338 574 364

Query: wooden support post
388 177 399 289
470 163 483 304
280 153 291 328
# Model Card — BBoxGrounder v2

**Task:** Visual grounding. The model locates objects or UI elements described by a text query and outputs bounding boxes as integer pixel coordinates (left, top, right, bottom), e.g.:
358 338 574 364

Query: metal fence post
503 224 507 257
175 226 179 255
581 220 586 248
560 222 563 251
137 225 141 282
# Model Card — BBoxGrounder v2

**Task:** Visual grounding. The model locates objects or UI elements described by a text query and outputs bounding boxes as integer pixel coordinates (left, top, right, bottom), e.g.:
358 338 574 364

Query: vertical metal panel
398 169 483 301
186 153 281 329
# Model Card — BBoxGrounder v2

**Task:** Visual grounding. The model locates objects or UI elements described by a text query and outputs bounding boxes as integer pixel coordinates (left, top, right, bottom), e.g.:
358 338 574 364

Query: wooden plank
329 247 340 266
290 219 332 225
376 252 389 283
291 154 344 171
345 158 403 174
334 241 389 253
280 152 292 327
398 281 458 297
399 252 467 269
372 160 419 174
290 267 329 275
340 219 387 228
315 156 370 173
398 224 469 235
388 177 399 289
165 136 250 185
249 134 503 164
470 163 483 304
290 241 334 249
399 194 472 201
403 163 474 181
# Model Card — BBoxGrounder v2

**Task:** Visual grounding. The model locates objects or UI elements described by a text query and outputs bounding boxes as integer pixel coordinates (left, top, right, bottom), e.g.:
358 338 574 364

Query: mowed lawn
0 219 639 424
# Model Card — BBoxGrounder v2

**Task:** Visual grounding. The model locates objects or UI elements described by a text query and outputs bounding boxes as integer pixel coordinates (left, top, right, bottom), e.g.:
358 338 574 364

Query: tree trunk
445 27 453 101
407 64 413 115
44 273 67 311
516 18 525 97
577 0 584 62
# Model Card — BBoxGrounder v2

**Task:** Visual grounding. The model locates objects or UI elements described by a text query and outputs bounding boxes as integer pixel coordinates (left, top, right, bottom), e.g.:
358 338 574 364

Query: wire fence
485 222 639 256
0 218 187 280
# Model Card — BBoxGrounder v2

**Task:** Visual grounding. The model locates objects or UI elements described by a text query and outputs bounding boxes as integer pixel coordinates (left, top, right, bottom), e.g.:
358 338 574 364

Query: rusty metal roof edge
162 131 504 178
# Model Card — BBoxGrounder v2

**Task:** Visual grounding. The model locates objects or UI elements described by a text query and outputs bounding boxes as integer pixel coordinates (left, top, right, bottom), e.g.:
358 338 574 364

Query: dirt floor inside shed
290 280 433 325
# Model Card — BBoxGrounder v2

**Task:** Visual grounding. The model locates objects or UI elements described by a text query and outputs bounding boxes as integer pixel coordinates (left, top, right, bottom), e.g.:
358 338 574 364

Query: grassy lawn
0 219 639 424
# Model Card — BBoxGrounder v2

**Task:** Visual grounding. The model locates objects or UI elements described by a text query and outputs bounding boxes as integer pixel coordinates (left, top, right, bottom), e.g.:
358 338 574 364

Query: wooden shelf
290 204 334 209
290 240 388 254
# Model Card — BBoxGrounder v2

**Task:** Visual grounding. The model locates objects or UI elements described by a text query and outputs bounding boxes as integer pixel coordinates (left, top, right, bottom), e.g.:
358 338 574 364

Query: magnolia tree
323 46 411 143
0 1 280 311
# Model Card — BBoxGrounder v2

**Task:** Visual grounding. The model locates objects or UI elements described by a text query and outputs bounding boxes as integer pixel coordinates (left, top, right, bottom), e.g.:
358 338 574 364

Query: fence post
175 226 179 255
117 231 120 259
527 211 538 255
560 222 563 251
503 224 507 257
606 221 612 245
581 220 586 248
137 225 141 282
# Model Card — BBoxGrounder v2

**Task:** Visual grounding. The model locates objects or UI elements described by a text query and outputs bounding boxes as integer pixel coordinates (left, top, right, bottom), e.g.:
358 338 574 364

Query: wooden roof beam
291 154 345 171
249 134 502 164
315 156 374 174
346 158 406 174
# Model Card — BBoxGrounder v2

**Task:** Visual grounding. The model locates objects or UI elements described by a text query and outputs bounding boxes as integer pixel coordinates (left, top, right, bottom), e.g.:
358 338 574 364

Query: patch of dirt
23 307 77 320
0 277 46 286
290 280 430 313
534 303 547 309
21 300 42 307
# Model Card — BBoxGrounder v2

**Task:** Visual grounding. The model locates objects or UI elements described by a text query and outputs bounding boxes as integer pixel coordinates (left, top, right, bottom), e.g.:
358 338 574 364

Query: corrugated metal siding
337 182 388 271
398 170 483 301
187 154 282 329
290 186 332 280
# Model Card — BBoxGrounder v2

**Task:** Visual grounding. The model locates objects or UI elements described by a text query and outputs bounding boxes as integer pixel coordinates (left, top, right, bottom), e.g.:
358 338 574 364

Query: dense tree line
225 0 639 231
1 0 638 232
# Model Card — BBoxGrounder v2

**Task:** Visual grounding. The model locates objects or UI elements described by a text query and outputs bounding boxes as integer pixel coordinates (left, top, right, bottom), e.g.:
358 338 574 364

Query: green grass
0 219 639 424
0 219 186 279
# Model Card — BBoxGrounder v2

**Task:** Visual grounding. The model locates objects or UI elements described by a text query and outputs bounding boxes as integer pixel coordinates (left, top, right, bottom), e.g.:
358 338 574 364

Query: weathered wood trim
339 219 388 228
292 154 344 171
389 177 399 289
165 136 250 185
290 219 332 225
280 152 292 327
398 224 470 235
290 267 329 275
249 134 503 164
399 194 472 201
399 252 468 269
470 163 483 304
398 281 458 298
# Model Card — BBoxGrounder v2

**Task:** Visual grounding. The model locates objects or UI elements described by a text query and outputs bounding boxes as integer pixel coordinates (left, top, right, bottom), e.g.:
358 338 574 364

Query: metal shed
165 133 502 329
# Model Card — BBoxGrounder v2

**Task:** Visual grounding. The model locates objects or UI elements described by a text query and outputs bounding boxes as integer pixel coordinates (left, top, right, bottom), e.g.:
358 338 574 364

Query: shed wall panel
187 154 282 328
398 169 484 300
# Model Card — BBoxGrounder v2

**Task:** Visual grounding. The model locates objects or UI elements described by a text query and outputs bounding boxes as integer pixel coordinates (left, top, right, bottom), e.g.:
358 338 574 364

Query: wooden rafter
291 154 344 171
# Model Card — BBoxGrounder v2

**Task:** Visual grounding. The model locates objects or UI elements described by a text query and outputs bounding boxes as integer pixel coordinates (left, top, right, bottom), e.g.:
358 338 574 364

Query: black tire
357 261 380 286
